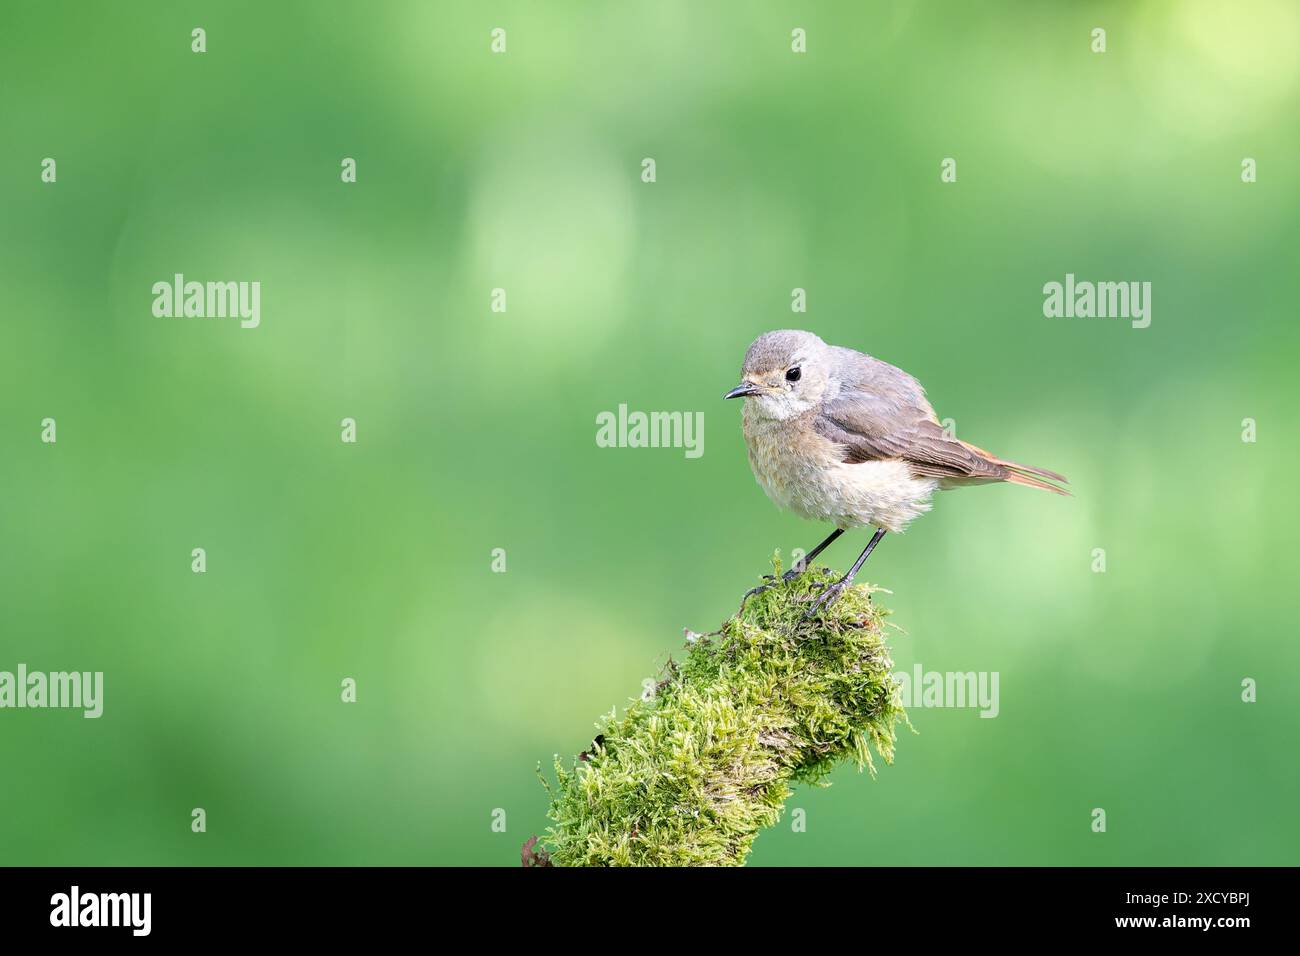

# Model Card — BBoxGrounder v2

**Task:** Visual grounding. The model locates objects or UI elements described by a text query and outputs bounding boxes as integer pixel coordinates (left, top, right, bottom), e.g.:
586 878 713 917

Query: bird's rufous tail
959 440 1071 496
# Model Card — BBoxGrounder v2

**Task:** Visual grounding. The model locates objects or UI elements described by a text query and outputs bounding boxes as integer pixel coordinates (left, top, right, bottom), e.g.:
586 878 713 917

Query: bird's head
724 330 834 421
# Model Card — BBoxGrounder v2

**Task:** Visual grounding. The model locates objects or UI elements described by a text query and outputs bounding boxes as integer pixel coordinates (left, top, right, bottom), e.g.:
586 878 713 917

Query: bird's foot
740 563 818 615
766 562 811 584
737 581 772 615
803 578 850 619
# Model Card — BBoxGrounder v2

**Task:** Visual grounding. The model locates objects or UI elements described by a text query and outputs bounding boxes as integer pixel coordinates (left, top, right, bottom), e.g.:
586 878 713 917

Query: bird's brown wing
813 367 1009 481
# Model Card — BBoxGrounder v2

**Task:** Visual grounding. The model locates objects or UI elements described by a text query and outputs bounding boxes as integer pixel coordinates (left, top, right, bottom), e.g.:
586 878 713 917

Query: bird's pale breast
742 407 938 533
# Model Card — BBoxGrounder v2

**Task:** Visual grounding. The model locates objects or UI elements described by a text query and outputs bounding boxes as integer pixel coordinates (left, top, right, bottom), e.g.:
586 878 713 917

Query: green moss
536 556 907 867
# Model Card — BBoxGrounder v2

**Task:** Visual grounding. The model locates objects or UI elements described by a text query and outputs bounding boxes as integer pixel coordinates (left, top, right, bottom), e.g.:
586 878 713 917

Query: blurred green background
2 0 1297 866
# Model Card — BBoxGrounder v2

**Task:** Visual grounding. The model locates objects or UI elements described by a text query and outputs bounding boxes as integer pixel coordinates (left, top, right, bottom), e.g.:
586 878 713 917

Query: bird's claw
752 563 807 592
737 582 771 615
803 580 848 619
740 564 815 615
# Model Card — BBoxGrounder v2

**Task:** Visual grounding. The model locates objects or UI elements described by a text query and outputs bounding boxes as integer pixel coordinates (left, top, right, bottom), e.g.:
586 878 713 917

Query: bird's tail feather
959 440 1072 496
1004 470 1072 496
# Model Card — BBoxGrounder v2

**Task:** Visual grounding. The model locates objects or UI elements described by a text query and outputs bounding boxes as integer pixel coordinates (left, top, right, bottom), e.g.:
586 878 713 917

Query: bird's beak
724 381 764 400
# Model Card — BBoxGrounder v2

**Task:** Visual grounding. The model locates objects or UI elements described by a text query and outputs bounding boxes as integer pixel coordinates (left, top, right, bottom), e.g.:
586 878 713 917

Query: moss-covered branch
527 558 907 867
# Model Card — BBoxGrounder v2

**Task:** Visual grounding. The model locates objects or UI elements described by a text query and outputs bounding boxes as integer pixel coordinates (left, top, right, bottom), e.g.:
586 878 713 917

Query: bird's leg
804 528 887 619
744 527 844 611
783 528 843 581
740 528 849 614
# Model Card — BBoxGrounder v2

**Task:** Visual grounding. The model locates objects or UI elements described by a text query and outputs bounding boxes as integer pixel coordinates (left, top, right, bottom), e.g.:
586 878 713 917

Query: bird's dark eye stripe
786 367 801 382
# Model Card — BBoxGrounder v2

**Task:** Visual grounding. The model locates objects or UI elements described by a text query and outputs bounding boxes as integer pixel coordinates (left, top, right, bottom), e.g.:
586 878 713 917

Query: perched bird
725 329 1069 615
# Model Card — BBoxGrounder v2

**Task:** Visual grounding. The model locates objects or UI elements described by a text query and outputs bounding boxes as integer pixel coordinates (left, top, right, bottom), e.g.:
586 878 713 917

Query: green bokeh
1 1 1296 865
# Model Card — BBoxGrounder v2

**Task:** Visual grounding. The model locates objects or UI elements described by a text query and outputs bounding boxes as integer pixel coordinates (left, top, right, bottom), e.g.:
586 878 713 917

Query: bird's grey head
724 329 834 421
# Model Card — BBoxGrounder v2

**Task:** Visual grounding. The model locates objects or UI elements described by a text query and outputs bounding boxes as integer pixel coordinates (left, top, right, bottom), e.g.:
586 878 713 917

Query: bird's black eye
785 367 801 382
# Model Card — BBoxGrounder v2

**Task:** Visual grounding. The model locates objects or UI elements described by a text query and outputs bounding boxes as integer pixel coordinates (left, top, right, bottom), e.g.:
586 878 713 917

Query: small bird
725 330 1069 615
